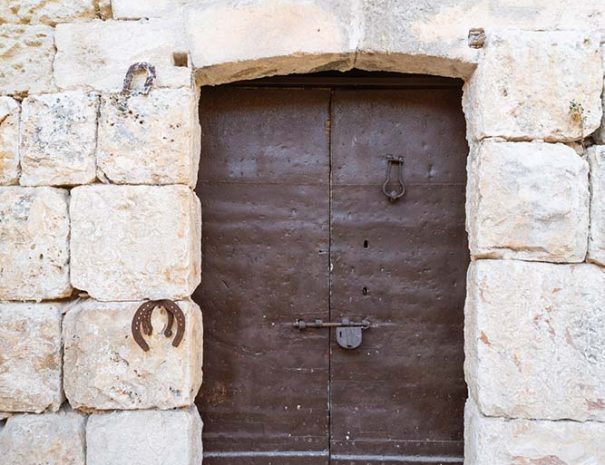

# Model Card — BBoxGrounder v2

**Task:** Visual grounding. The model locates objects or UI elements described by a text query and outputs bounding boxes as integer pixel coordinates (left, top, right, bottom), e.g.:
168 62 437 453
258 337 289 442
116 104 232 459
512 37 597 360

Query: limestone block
357 0 478 78
0 25 56 95
97 88 199 186
186 0 359 84
467 140 589 262
20 91 98 186
87 407 203 465
465 400 605 465
0 303 63 413
0 1 96 26
0 97 19 185
588 146 605 266
464 30 602 142
70 185 201 301
465 260 605 421
112 0 190 19
54 19 191 92
0 187 71 300
64 299 203 410
0 409 86 465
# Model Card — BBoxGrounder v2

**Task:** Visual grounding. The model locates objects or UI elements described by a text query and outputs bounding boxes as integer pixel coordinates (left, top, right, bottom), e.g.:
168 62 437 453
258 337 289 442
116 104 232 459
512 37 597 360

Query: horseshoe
122 62 156 96
131 299 186 352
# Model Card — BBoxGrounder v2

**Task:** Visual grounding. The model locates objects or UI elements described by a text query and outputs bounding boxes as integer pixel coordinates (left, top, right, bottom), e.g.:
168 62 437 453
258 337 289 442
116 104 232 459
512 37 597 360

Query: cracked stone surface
588 146 605 266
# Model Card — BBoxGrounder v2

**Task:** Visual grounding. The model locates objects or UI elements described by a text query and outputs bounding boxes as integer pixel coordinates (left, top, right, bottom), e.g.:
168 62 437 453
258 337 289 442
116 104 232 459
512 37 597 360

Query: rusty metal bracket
122 62 157 96
131 299 186 352
382 155 406 202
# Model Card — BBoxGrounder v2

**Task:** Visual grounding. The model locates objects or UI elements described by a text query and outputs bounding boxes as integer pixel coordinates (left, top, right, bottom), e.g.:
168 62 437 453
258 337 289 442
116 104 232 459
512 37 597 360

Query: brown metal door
195 74 468 465
194 86 331 464
329 87 467 465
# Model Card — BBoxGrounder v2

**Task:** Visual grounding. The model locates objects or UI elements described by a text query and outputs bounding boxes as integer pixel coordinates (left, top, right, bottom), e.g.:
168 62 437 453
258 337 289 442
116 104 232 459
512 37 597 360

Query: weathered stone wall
0 1 604 464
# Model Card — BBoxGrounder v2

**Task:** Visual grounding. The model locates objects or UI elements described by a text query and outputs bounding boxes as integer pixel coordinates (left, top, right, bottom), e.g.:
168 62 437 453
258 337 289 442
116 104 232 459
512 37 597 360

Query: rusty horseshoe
131 299 186 352
122 62 157 96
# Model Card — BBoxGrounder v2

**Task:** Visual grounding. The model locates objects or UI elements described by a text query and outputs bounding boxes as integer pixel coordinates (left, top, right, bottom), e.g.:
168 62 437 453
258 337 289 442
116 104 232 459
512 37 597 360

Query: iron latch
293 318 370 349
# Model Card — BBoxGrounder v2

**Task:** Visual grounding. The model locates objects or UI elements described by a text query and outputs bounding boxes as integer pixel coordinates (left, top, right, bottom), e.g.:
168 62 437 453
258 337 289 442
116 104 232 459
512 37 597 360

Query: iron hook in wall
382 155 406 202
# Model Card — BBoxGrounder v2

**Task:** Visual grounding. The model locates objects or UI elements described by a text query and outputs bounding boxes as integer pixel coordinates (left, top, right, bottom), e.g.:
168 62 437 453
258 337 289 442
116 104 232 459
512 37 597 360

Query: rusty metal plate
194 87 331 465
329 88 468 462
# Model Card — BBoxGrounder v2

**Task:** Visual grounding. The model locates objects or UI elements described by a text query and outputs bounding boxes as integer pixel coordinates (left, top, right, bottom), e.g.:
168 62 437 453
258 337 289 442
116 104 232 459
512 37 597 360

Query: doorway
193 72 469 465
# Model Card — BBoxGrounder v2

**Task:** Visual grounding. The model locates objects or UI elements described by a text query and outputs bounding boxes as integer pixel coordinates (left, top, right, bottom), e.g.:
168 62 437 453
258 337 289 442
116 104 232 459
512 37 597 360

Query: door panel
194 87 331 464
329 89 468 463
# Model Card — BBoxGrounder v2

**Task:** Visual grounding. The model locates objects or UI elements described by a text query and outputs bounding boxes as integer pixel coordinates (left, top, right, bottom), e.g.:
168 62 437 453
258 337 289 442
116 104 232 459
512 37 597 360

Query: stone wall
1 1 605 464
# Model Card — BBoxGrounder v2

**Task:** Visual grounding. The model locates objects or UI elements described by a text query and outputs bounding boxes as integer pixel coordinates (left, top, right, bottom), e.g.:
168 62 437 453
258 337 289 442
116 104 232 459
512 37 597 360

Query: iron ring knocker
131 299 186 352
382 155 406 202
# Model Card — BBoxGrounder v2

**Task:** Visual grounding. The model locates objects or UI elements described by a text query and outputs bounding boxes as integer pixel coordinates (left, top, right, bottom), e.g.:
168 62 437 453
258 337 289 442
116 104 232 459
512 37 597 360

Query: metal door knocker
382 155 406 202
122 62 157 96
131 299 186 352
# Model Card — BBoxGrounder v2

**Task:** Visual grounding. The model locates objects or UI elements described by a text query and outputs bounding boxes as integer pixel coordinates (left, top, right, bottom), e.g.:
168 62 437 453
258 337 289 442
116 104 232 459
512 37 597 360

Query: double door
193 74 468 465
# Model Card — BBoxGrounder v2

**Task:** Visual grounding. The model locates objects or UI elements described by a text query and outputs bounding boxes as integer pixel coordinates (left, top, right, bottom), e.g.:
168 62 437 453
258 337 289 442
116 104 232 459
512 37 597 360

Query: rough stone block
357 0 477 78
0 1 96 25
70 185 201 301
465 260 605 421
20 91 98 186
112 0 190 19
187 0 358 84
465 400 605 465
87 407 203 465
54 19 191 92
588 146 605 266
0 187 71 300
0 25 55 95
64 299 203 410
97 88 199 186
0 97 19 185
0 303 63 413
0 408 86 465
464 30 602 142
467 140 589 262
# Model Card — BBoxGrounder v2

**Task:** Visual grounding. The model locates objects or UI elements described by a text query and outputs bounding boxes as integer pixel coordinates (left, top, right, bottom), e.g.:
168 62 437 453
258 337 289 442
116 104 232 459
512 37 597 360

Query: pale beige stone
112 0 190 19
0 187 71 300
64 299 203 410
0 408 86 465
54 19 192 92
0 0 96 25
186 0 359 85
0 97 19 185
464 30 602 142
588 146 605 266
465 400 605 465
357 0 477 78
467 140 589 262
465 260 605 421
87 407 203 465
20 91 98 186
0 25 55 95
97 88 199 186
0 303 63 413
70 185 201 301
